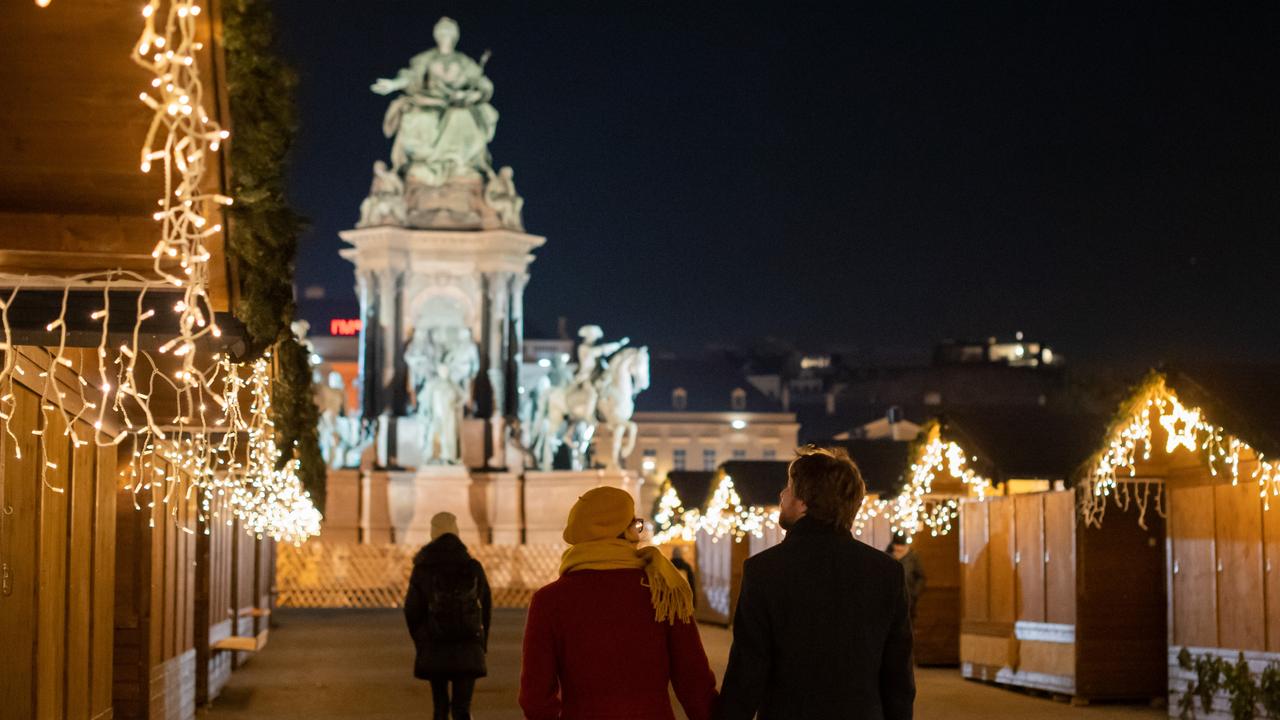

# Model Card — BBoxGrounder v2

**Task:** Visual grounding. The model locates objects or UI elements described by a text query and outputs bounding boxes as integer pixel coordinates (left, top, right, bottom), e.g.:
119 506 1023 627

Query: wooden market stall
954 409 1166 703
690 460 789 625
1073 369 1280 718
1 2 315 719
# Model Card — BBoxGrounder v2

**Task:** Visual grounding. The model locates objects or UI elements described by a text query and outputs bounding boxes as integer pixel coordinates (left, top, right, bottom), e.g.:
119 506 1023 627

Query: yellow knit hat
430 511 460 540
562 487 635 545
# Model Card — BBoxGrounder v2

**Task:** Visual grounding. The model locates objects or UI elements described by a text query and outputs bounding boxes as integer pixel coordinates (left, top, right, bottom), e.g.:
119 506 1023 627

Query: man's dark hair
787 445 866 529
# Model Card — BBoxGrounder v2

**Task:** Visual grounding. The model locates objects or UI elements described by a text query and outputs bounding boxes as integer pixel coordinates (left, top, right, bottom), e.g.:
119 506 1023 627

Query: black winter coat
404 534 493 680
716 516 916 720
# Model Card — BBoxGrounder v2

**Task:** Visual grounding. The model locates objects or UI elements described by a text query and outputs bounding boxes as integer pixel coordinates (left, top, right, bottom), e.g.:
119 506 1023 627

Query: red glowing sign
330 318 362 336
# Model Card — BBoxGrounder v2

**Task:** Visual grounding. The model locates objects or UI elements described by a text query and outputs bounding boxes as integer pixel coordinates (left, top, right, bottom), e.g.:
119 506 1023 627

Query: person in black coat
404 512 493 720
716 446 915 720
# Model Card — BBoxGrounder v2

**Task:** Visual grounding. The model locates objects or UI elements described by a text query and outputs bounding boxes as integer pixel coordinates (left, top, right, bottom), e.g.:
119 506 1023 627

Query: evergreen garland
223 0 325 511
1178 647 1280 720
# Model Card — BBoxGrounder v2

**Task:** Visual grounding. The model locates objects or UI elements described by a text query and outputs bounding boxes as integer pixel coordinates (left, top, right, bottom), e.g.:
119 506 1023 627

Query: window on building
923 391 942 406
672 387 688 410
731 387 747 410
641 448 657 472
673 448 686 471
763 448 776 460
732 449 747 460
703 448 717 471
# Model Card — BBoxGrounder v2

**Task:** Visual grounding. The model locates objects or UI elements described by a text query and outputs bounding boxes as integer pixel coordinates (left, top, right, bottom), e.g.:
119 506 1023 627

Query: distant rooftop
636 355 784 413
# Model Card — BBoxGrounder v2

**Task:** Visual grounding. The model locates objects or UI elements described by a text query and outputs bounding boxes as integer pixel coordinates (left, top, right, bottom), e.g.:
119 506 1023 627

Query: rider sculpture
528 326 648 471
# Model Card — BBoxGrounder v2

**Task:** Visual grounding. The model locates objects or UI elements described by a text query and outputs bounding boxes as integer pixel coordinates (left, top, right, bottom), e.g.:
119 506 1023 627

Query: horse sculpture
596 346 650 470
530 346 649 471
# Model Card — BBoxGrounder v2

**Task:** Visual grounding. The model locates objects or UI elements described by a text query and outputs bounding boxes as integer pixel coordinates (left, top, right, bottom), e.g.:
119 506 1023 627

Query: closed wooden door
961 501 990 622
988 497 1017 624
1015 494 1046 622
1169 482 1217 647
1214 481 1265 651
1043 491 1076 624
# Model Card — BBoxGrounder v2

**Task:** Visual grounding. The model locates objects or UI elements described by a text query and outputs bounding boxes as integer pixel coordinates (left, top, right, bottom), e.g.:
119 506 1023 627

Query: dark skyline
278 1 1280 366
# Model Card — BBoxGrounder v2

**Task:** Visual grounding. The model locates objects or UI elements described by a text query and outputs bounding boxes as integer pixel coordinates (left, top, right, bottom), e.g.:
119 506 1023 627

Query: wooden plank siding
1169 482 1218 648
1042 491 1076 625
1266 491 1280 653
0 380 121 720
1014 494 1045 623
987 498 1017 625
113 449 200 720
960 500 990 623
1213 480 1266 652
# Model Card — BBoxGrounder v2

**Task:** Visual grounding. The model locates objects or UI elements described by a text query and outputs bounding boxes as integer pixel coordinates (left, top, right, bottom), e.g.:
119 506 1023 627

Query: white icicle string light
132 0 230 392
1080 375 1280 529
853 427 992 543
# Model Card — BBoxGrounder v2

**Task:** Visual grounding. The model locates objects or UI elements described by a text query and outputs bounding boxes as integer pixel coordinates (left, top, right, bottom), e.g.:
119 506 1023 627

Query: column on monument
390 271 409 417
485 272 512 468
357 271 382 419
505 273 529 418
486 271 511 418
376 267 401 413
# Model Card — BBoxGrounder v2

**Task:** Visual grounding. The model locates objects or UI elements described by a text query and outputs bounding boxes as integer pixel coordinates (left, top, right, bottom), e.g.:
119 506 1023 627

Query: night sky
277 1 1280 366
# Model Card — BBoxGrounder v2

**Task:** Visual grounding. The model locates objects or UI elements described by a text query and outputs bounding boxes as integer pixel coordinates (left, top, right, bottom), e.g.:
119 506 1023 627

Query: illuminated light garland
853 425 992 543
697 476 779 544
0 0 321 545
1080 373 1280 529
650 485 700 545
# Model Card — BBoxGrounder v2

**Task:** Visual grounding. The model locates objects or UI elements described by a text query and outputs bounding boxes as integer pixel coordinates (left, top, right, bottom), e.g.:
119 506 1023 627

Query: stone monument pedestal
472 470 523 544
523 470 644 544
319 468 362 543
386 465 488 546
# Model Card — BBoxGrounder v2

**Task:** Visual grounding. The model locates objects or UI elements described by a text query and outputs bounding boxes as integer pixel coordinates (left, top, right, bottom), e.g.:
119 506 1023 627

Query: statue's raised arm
371 75 408 96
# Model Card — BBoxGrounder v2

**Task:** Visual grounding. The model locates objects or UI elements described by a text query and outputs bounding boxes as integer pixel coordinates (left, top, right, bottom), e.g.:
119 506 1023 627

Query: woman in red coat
519 487 717 720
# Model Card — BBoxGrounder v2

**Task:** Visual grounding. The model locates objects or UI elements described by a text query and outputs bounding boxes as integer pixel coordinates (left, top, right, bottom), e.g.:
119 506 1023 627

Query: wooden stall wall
113 451 198 720
960 490 1165 701
195 514 236 704
0 375 120 720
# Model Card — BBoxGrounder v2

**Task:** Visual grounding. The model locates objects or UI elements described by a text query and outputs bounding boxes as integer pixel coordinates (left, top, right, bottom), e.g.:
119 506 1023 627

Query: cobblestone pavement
199 608 1164 720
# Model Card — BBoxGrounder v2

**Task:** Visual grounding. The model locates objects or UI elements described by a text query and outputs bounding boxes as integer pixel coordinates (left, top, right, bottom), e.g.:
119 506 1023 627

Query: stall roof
664 470 716 511
717 460 791 508
936 408 1104 483
828 440 912 496
1164 365 1280 459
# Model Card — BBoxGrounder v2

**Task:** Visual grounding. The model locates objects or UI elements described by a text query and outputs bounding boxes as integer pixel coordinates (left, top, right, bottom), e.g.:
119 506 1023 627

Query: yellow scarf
559 539 695 625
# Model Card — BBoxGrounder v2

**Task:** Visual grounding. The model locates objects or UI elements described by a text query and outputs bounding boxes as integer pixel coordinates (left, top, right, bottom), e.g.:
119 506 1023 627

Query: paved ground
199 608 1165 719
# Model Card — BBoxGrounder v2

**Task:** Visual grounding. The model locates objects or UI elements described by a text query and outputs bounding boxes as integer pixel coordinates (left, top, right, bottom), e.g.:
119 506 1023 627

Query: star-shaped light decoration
1160 400 1201 454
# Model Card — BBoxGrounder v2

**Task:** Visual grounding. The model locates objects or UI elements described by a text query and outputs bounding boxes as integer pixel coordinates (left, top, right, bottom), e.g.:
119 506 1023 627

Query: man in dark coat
404 512 493 720
887 533 926 621
716 446 915 720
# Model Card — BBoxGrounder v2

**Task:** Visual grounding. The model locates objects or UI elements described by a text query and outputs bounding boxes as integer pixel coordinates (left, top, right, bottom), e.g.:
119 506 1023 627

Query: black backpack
426 563 484 643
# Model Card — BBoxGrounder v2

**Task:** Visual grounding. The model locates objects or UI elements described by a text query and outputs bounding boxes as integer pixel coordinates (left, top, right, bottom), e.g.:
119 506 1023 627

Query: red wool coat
519 568 717 720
